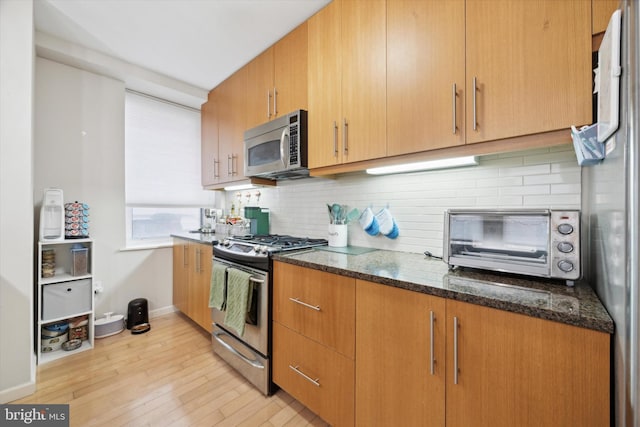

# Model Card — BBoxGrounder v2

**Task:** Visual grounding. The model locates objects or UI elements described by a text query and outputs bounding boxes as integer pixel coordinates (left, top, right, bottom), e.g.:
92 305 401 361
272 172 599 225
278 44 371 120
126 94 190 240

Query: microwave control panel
549 210 580 280
289 123 299 166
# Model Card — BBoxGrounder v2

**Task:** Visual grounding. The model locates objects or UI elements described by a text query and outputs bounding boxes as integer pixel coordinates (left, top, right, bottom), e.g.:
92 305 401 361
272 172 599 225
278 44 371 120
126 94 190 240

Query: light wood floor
13 312 329 427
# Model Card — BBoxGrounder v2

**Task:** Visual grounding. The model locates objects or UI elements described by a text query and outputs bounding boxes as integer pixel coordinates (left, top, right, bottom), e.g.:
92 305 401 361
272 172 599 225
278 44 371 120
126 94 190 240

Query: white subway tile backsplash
228 146 581 256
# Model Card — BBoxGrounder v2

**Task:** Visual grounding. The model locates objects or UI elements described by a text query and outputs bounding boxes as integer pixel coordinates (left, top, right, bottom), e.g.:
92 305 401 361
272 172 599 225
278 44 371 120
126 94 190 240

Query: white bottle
40 188 64 241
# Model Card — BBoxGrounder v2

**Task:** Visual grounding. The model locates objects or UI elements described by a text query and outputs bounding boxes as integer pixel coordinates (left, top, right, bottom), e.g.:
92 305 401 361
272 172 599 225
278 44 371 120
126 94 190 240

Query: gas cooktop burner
231 234 328 249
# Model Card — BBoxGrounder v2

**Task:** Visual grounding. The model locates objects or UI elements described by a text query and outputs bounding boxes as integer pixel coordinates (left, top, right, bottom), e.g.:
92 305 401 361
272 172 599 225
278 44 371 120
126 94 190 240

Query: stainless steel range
211 234 327 395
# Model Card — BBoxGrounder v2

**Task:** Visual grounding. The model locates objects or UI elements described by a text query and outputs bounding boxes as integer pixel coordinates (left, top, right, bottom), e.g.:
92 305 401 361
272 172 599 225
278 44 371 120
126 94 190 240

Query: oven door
211 257 269 356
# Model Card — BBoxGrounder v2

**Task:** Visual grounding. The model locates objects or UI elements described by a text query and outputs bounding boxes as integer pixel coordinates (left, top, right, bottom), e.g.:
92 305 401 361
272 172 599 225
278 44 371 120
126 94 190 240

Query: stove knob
557 223 574 235
222 239 230 247
258 245 268 254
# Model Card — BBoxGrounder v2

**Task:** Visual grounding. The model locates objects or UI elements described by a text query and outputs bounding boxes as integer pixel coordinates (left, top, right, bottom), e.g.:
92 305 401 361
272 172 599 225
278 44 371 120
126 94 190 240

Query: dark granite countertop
272 247 614 334
171 232 218 245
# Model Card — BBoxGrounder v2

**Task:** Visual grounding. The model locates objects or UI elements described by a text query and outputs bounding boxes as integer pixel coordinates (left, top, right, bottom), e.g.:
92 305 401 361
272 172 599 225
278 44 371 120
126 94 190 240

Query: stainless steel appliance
211 234 327 395
243 110 308 180
583 3 639 425
443 209 580 285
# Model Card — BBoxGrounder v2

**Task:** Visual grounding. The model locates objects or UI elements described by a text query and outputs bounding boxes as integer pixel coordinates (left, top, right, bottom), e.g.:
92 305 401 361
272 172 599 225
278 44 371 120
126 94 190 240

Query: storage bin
42 279 92 320
71 247 89 276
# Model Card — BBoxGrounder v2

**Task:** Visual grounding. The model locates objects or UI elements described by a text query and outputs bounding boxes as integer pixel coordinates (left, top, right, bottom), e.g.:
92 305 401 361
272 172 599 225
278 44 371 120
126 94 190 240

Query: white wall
34 58 174 320
231 145 581 255
0 0 36 402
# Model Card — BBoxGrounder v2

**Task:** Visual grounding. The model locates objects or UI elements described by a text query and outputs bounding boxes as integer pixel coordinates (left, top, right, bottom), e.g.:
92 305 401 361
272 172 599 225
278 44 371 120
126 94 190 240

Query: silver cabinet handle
430 311 435 375
227 155 232 176
213 158 220 178
452 83 457 134
289 365 320 387
472 77 478 131
288 297 320 311
213 330 265 369
195 248 201 273
231 154 237 176
453 316 459 384
267 90 271 119
343 118 348 155
333 121 338 157
273 87 277 117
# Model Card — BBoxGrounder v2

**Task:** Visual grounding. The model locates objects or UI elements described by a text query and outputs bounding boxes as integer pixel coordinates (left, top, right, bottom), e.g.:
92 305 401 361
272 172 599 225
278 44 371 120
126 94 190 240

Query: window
124 91 214 247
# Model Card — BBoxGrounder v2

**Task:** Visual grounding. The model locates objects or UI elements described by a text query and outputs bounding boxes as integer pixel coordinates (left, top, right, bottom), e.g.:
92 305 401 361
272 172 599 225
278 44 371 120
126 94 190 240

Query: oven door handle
213 330 265 369
249 277 265 284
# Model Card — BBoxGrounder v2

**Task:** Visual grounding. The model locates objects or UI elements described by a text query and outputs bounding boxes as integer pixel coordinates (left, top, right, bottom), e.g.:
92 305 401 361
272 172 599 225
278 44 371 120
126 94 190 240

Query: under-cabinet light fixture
223 183 255 192
366 156 478 175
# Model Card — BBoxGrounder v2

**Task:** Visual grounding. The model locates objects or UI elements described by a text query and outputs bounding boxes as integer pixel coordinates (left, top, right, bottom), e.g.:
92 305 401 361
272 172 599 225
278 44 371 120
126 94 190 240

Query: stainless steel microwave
244 110 308 180
443 209 581 285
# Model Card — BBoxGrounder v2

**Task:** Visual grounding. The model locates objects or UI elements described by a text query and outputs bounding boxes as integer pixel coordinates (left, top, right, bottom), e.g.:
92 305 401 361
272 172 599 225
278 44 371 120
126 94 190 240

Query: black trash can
126 298 150 334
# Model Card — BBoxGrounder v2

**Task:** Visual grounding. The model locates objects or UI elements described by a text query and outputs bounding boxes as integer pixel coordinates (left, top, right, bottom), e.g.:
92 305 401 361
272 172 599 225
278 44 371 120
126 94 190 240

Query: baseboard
149 305 177 319
0 379 36 404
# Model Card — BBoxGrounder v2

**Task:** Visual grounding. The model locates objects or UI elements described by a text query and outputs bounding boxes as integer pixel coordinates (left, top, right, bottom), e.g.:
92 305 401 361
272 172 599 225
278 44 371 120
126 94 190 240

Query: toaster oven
443 209 580 285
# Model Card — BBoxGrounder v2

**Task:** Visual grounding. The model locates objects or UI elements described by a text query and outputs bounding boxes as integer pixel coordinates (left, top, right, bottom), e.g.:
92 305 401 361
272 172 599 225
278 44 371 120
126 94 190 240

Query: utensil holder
328 224 348 247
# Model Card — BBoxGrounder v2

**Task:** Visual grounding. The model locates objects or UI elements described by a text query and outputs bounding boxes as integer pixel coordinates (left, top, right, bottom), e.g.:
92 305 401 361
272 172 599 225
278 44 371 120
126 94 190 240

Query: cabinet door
189 243 213 332
246 47 274 129
341 0 386 163
201 94 219 187
356 280 446 427
308 0 343 168
172 239 189 313
273 22 308 118
445 300 609 427
592 0 619 34
387 0 465 156
465 0 592 144
273 261 355 358
273 322 355 427
217 65 248 182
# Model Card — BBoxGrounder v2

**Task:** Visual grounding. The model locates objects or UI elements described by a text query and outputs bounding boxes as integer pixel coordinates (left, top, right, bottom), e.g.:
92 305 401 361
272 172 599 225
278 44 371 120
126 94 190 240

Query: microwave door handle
280 127 290 168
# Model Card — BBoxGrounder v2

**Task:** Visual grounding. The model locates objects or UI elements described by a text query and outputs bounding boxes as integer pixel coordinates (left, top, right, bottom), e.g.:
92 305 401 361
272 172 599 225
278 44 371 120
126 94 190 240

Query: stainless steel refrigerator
582 1 639 425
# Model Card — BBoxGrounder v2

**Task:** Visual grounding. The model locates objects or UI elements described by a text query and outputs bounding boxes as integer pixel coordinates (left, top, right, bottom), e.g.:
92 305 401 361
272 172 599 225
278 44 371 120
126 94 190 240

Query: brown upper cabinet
201 91 219 187
307 0 387 169
592 0 619 34
212 65 248 186
388 0 592 156
246 22 309 130
386 0 466 156
464 0 592 145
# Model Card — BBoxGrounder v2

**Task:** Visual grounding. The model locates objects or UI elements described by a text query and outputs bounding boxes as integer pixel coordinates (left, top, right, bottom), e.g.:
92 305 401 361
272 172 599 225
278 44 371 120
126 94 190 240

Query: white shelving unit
37 238 94 364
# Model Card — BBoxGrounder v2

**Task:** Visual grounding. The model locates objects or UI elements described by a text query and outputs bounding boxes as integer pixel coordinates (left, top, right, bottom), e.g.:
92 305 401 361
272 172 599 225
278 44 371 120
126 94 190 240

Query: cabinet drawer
273 322 354 427
42 279 92 321
273 261 355 358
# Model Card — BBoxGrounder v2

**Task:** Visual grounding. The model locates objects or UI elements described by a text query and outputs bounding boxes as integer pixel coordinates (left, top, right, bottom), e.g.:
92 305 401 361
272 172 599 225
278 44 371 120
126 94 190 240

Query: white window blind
124 91 214 246
125 91 213 207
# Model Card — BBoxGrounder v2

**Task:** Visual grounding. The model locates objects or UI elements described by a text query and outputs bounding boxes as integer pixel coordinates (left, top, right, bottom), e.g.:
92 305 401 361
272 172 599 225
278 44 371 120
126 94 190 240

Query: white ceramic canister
328 224 348 247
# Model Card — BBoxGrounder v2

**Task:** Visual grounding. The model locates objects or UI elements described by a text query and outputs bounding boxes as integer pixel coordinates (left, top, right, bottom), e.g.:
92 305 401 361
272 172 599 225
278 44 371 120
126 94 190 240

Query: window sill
120 242 173 252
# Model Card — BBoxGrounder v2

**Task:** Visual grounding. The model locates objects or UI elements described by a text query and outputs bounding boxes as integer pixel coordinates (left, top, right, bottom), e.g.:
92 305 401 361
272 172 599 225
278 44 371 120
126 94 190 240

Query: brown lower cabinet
272 263 610 427
356 279 610 427
172 238 212 332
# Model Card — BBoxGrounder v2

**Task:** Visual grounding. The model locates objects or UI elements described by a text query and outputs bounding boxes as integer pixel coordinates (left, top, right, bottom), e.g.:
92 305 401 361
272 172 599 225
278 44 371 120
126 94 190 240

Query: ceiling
34 0 330 107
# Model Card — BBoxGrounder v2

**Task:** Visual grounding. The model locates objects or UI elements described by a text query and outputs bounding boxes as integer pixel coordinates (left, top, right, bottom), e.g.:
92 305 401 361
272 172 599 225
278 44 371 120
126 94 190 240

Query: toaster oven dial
557 242 574 253
557 260 575 272
557 223 574 235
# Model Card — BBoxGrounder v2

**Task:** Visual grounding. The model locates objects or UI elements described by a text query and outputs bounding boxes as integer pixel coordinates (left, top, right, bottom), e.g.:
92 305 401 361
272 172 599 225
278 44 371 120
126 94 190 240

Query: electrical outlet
94 280 104 294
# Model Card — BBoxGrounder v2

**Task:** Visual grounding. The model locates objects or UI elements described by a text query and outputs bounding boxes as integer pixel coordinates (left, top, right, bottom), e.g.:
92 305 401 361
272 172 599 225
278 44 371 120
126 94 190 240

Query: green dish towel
209 262 227 310
224 268 253 337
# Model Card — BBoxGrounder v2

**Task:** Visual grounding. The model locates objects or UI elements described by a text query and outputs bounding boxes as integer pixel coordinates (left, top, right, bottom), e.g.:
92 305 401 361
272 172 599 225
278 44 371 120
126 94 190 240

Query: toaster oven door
445 211 551 276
